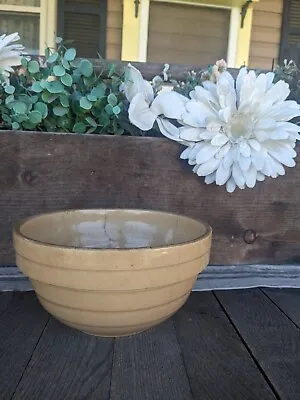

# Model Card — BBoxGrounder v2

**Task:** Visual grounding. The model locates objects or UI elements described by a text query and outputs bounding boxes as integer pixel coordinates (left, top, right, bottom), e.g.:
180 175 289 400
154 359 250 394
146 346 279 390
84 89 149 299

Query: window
0 0 40 54
57 0 107 58
0 0 57 55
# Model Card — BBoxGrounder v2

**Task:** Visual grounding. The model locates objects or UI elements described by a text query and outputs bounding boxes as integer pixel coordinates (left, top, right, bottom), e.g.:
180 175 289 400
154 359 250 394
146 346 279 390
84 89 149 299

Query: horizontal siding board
249 0 283 69
147 2 229 65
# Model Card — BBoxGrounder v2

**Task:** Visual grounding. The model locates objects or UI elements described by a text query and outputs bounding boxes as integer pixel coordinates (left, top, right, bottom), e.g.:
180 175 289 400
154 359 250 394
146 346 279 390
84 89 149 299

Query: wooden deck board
216 289 300 400
0 289 299 399
174 292 276 400
12 318 114 400
0 292 49 400
110 319 193 400
262 288 300 327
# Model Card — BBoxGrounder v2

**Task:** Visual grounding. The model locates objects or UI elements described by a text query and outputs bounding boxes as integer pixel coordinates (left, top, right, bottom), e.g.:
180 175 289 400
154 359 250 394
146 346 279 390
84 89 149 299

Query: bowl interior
18 209 210 249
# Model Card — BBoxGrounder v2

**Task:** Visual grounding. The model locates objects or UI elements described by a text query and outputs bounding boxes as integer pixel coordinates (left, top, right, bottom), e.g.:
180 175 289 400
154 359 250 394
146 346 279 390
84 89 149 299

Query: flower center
225 114 254 142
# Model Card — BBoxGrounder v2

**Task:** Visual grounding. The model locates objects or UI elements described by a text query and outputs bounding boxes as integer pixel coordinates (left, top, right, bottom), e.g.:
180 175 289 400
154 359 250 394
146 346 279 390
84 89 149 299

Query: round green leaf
79 60 93 78
60 93 69 107
4 85 15 95
61 58 70 70
73 122 87 133
42 91 58 104
87 94 97 102
53 65 65 77
13 102 27 115
53 105 69 117
57 116 71 129
5 95 14 105
85 116 97 127
2 114 12 124
28 60 40 74
98 113 109 126
12 122 20 130
64 48 76 61
15 114 28 123
46 80 64 94
21 57 28 68
113 105 121 115
91 86 105 99
34 102 48 119
86 126 97 134
108 93 118 106
47 52 59 63
29 95 38 104
28 110 42 124
31 81 43 93
61 73 72 87
105 104 114 115
40 79 48 89
70 59 80 68
22 121 37 130
80 97 92 110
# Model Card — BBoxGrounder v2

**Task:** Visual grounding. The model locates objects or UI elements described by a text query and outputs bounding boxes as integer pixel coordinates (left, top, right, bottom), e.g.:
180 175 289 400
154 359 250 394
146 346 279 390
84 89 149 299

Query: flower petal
124 64 154 103
156 118 187 144
245 164 257 188
128 93 157 131
151 91 187 119
239 154 251 171
204 172 217 184
232 162 245 189
179 126 204 142
211 133 229 147
196 158 221 176
226 176 236 193
195 144 219 164
216 163 231 185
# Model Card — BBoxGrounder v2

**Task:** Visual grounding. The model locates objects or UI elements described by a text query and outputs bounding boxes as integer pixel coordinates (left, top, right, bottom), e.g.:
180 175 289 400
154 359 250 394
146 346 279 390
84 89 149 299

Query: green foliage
0 38 126 135
273 60 300 104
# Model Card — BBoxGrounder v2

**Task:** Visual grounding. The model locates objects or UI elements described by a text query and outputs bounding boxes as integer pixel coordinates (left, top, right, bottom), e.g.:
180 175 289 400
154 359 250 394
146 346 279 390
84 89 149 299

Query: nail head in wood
243 229 257 244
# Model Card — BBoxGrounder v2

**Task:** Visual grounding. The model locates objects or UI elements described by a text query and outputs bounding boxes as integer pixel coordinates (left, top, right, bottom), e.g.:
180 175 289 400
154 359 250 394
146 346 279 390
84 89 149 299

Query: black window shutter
280 0 300 64
57 0 107 58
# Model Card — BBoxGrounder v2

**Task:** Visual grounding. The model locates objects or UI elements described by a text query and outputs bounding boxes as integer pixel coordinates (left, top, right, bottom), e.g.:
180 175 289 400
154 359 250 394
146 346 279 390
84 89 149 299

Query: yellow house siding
106 0 123 59
249 0 283 70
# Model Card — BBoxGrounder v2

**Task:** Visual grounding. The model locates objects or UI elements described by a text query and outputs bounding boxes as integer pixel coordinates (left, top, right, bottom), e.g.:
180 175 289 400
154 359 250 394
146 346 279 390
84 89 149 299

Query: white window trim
137 0 240 67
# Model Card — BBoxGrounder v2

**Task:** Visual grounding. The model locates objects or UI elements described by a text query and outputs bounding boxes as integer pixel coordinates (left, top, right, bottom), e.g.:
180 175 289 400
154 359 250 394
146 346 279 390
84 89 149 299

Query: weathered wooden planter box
1 130 300 290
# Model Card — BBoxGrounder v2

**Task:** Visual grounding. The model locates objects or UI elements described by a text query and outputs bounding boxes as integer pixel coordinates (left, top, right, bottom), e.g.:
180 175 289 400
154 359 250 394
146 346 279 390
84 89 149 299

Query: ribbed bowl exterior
13 210 212 337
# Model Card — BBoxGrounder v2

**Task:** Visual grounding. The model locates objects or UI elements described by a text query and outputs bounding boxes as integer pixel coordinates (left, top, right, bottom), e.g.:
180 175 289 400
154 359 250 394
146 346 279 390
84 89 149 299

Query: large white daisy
125 65 300 192
0 32 24 78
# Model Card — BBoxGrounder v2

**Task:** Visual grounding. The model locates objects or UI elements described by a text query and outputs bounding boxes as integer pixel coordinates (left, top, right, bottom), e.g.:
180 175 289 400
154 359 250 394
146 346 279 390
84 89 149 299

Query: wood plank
262 288 300 327
216 289 300 400
253 0 283 14
110 319 193 400
0 292 13 316
174 292 276 400
1 132 300 266
0 292 49 400
13 317 114 400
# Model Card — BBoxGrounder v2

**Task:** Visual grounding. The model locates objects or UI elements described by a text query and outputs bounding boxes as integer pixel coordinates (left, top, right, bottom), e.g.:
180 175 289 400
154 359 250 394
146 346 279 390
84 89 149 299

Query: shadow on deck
0 288 300 400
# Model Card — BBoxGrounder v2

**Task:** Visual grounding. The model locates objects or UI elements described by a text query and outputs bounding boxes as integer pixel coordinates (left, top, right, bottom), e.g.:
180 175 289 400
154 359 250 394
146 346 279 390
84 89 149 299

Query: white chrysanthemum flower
0 32 24 77
125 64 300 192
178 68 300 192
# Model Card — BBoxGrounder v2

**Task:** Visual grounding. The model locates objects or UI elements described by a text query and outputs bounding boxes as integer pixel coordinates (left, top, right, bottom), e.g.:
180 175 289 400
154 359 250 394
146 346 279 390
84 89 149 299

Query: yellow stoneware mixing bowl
13 209 212 337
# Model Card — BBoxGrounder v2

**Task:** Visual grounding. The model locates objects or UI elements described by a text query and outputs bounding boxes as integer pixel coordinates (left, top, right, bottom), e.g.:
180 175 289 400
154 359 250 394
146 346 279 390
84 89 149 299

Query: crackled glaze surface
18 209 208 249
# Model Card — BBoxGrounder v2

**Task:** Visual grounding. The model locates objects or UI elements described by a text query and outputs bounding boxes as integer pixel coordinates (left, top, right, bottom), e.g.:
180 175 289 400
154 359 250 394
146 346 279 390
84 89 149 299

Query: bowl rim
13 208 212 252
